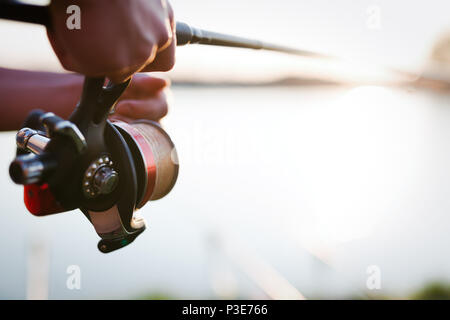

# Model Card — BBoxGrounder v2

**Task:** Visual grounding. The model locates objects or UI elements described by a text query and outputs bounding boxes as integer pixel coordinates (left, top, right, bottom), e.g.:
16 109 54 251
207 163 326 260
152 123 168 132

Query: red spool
113 120 178 209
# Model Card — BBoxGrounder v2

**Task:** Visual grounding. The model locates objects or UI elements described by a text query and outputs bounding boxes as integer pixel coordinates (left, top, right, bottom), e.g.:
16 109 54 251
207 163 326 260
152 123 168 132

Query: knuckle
159 57 176 72
118 101 135 115
158 28 171 48
168 3 174 21
159 100 169 118
152 18 172 48
136 43 158 66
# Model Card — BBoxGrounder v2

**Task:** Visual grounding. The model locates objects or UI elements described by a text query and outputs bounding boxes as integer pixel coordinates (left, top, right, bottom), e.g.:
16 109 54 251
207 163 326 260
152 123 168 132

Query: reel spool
9 77 179 253
113 120 179 208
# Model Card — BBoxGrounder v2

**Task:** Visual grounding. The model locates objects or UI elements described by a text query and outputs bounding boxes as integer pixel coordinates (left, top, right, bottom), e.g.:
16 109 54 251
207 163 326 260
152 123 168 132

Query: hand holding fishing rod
47 0 176 83
1 0 331 78
2 0 176 83
2 0 181 253
1 0 330 253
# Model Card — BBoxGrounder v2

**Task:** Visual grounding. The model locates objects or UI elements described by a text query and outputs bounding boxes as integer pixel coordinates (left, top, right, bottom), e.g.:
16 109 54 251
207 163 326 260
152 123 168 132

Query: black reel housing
10 77 177 253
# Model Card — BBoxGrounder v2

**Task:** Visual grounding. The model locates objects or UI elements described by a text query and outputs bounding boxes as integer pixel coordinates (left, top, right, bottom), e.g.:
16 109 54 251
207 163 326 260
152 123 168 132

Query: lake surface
0 85 449 299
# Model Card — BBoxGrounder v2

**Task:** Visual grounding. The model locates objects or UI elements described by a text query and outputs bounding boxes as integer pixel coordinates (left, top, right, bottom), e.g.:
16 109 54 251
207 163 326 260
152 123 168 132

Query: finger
115 92 169 121
121 75 169 100
157 0 175 51
142 39 176 72
168 1 175 24
107 60 154 84
143 3 176 72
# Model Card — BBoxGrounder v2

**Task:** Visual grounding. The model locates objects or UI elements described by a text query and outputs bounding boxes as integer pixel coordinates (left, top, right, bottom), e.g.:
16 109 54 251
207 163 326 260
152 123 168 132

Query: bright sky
0 0 449 82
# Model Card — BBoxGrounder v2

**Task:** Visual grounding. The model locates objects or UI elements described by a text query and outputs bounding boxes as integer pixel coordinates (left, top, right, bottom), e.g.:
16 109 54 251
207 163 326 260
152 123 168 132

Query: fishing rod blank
0 2 331 60
175 22 331 59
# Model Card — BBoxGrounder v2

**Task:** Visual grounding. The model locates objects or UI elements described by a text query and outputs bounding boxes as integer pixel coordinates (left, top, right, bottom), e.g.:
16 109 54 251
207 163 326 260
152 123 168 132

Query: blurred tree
411 282 450 300
431 33 450 65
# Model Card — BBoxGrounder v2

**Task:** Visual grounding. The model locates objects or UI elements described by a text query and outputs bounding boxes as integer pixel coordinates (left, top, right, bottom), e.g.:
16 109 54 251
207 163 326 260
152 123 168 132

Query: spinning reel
9 77 179 253
1 0 331 254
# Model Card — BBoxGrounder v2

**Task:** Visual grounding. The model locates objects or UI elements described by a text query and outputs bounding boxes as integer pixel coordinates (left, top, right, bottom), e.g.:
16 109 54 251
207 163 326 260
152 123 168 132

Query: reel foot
97 226 145 253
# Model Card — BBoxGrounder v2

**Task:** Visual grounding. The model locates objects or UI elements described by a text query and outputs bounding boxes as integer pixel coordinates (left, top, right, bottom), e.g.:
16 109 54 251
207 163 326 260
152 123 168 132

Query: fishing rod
0 1 378 254
175 21 331 59
0 1 332 60
1 0 422 254
2 0 416 85
0 2 339 254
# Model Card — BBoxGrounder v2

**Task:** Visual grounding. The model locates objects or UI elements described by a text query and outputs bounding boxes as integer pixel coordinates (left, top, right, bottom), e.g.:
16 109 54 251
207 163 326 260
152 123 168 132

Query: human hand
111 73 171 123
47 0 175 83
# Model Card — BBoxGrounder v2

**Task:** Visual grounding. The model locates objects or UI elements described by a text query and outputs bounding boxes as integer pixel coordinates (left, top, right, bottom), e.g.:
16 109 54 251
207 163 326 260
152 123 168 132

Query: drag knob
94 166 119 195
82 155 119 198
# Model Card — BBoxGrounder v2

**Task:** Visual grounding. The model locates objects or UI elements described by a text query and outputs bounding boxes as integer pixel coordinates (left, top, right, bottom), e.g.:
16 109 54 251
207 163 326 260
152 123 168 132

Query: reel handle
9 153 56 185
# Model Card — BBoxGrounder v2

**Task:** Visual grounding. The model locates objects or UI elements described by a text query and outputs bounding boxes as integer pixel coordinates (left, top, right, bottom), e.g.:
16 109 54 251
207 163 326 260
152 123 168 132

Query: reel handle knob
9 153 57 185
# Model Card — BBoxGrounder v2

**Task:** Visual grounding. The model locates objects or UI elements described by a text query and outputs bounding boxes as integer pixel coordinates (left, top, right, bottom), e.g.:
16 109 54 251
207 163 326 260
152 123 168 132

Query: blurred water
0 85 449 299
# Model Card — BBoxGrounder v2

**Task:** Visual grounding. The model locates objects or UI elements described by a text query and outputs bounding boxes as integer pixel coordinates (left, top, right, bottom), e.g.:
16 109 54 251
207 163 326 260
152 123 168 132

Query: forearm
0 68 83 131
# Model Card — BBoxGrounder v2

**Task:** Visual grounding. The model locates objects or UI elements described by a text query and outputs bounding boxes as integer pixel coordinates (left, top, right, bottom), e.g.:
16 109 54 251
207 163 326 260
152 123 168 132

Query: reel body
9 77 178 253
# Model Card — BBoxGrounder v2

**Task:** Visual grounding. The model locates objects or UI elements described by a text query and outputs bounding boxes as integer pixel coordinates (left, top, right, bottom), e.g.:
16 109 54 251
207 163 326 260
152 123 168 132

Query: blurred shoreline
172 76 450 92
